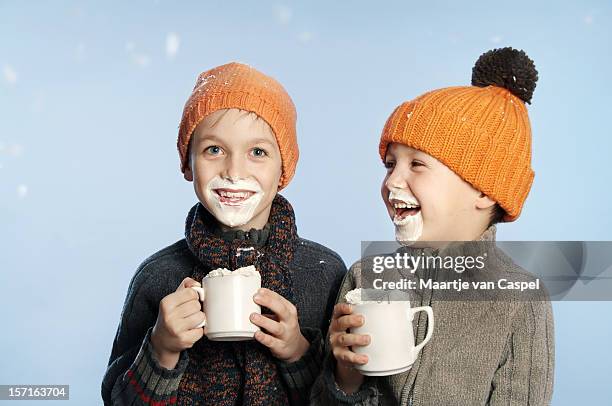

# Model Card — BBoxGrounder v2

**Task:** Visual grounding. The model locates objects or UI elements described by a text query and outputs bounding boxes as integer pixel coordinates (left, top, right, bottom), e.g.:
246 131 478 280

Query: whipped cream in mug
344 288 384 304
205 265 261 278
345 288 410 304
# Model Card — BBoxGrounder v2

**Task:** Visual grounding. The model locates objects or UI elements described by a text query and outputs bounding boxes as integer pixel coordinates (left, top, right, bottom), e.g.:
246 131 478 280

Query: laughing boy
311 48 554 405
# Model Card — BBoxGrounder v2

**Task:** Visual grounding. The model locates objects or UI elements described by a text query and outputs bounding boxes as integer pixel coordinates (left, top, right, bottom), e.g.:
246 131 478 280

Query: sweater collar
434 224 498 258
399 224 498 257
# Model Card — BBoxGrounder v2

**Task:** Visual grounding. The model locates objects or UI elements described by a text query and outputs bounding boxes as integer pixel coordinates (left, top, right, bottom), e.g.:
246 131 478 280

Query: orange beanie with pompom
379 47 538 222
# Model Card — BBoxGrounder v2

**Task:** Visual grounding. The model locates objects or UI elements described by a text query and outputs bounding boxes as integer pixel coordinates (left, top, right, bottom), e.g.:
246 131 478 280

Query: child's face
381 143 495 244
185 109 283 231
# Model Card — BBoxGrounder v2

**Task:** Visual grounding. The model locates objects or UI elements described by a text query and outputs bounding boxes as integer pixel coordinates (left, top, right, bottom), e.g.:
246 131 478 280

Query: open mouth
391 199 421 221
214 188 256 205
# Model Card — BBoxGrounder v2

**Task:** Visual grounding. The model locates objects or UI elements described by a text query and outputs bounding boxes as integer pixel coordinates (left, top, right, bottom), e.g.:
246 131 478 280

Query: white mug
191 273 261 341
350 301 434 376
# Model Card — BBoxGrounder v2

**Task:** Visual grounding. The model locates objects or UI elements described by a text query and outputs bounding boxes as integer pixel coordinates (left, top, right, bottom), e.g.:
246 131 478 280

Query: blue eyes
251 148 267 157
206 146 221 155
203 146 268 158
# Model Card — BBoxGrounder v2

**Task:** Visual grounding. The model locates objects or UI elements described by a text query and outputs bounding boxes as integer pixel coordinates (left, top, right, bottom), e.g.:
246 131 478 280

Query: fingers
170 296 205 332
249 312 284 336
162 307 205 336
253 288 297 322
334 332 370 348
253 330 283 350
183 277 202 289
173 299 203 319
332 346 368 365
161 286 200 312
181 326 205 346
328 311 370 368
181 310 206 331
332 303 353 319
262 313 280 322
331 314 364 333
176 277 201 292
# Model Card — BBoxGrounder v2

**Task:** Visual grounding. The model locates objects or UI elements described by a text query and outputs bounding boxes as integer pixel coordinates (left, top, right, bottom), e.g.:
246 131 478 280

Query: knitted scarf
177 194 298 405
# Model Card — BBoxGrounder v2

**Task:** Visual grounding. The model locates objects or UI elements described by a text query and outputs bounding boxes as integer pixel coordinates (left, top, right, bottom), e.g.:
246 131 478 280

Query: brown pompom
471 47 538 104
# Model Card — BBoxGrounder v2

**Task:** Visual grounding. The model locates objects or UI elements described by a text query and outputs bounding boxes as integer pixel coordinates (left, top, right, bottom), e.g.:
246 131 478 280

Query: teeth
218 190 250 199
393 202 420 209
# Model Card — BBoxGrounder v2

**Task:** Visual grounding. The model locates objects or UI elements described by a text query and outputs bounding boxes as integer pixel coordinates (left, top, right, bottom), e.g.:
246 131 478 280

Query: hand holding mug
150 277 206 369
250 288 310 363
329 303 371 394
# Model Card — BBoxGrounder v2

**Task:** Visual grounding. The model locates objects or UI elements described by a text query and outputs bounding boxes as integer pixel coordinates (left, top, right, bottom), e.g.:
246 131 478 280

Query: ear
183 137 195 182
475 192 496 210
276 165 283 188
184 164 193 182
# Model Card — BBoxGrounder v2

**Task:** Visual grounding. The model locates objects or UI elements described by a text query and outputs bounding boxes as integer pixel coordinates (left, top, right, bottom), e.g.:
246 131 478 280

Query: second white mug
350 301 434 376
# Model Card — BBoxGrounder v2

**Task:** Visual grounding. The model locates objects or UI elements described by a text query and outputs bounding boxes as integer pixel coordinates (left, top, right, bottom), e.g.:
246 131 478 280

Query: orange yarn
379 85 534 222
178 62 298 190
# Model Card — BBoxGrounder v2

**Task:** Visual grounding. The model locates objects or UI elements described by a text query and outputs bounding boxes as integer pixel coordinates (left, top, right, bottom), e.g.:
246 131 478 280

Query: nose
385 166 408 190
222 153 246 181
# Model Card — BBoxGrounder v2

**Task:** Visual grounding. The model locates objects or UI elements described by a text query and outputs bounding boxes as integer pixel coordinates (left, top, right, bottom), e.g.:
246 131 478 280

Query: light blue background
1 1 610 404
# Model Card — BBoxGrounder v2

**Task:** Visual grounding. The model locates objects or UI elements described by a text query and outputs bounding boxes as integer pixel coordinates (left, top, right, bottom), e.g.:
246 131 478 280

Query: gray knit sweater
310 225 555 405
102 230 347 405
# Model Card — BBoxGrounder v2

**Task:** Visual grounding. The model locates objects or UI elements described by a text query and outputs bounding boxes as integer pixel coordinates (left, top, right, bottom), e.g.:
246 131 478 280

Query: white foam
345 288 370 304
206 268 232 277
345 288 407 304
205 265 260 278
233 265 260 277
203 175 264 228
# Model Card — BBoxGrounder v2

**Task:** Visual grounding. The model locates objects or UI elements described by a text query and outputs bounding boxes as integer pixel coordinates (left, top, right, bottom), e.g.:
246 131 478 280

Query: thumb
176 277 201 292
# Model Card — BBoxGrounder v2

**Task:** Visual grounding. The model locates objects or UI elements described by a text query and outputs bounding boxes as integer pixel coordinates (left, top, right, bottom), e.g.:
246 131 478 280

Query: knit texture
102 197 348 405
379 85 534 222
118 327 186 405
177 195 298 405
177 62 298 189
310 225 555 405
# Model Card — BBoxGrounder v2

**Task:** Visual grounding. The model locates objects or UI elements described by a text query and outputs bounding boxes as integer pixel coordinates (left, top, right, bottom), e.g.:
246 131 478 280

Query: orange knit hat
379 48 538 222
177 62 298 190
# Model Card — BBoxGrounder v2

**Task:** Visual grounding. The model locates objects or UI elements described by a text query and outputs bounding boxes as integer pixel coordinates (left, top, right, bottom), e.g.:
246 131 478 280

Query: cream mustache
387 189 423 243
204 176 264 227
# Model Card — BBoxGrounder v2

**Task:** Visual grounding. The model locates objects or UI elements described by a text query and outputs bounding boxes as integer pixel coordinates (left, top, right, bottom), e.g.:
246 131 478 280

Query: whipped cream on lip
214 188 257 206
387 189 423 243
204 176 265 227
388 190 421 225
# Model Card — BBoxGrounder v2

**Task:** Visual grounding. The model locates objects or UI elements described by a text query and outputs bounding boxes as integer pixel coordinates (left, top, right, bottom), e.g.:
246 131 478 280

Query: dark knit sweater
102 227 347 405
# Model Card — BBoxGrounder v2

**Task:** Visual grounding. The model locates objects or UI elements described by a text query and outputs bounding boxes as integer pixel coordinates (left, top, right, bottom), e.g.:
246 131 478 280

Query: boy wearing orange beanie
102 62 347 405
312 48 554 405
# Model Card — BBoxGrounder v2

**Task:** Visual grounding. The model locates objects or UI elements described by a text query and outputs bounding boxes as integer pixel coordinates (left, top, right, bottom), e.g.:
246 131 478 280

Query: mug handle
411 306 434 354
190 286 206 328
